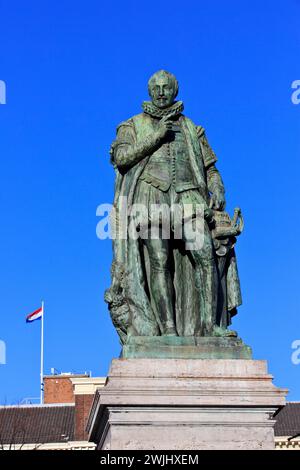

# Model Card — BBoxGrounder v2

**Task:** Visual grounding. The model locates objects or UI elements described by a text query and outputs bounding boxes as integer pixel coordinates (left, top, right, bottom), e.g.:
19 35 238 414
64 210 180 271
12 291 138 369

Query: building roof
274 402 300 437
0 404 74 445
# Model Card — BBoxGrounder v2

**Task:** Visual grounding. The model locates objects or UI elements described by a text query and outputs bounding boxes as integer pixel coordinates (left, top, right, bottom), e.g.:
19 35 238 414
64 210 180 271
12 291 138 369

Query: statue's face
150 76 176 109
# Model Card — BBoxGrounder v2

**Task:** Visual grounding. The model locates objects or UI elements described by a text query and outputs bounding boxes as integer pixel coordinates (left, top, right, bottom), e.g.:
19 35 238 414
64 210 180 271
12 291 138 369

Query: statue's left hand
210 190 225 211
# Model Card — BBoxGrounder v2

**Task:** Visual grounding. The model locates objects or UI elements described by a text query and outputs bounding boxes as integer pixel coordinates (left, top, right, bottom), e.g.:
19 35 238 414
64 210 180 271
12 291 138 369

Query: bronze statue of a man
106 70 242 344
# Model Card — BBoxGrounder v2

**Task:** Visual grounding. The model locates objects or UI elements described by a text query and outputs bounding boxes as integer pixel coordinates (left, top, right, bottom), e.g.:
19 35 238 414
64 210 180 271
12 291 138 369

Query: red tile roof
0 404 74 445
274 403 300 437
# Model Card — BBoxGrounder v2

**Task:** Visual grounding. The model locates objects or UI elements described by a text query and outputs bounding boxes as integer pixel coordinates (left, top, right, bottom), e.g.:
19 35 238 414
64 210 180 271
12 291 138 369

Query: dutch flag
26 306 43 323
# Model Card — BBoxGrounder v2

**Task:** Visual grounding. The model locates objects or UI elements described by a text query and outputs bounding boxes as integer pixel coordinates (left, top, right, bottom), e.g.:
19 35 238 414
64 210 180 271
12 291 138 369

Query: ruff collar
142 100 184 119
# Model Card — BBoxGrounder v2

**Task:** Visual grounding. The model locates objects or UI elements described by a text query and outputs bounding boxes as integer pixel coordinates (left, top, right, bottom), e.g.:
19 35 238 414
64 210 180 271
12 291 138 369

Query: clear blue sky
0 0 299 404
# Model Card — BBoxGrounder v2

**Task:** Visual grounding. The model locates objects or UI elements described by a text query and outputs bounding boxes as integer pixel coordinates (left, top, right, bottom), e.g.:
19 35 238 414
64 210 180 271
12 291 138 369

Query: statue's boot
150 270 177 336
211 325 238 337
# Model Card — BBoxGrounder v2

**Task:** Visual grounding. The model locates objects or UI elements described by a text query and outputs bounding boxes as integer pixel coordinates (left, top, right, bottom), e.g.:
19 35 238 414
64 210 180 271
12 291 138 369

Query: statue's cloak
106 113 241 343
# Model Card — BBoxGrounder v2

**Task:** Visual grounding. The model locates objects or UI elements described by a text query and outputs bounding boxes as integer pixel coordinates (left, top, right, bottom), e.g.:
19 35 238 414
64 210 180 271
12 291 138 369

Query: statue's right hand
157 115 174 140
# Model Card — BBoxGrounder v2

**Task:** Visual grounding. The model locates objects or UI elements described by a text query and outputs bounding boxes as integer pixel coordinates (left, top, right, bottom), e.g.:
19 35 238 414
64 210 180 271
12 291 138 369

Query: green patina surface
105 70 247 359
122 336 252 360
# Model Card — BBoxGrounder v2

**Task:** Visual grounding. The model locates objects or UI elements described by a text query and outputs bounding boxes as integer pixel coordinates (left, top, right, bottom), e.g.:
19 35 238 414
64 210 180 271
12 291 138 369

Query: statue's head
148 70 179 109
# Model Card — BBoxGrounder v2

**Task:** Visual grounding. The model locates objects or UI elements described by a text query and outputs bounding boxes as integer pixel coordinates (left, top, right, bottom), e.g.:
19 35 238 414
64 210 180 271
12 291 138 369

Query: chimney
70 377 106 441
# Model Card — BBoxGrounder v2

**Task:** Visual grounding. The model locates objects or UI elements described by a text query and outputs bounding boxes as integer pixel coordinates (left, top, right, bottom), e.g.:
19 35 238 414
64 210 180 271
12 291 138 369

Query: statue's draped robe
107 112 241 343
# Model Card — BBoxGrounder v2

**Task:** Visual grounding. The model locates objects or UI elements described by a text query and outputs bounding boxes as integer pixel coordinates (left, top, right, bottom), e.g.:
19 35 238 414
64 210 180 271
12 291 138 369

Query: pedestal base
122 336 252 359
87 359 287 450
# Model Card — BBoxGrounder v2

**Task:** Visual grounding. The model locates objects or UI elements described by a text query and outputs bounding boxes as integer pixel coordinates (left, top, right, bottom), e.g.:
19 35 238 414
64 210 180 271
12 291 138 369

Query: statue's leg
183 221 217 336
143 237 177 336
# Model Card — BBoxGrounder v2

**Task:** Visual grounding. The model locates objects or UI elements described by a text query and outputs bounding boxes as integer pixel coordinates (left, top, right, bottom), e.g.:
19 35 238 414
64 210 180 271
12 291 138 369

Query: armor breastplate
139 121 200 193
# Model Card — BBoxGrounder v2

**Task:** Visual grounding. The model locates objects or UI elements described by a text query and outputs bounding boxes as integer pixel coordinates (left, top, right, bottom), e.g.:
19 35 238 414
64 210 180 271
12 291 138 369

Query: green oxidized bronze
105 70 244 351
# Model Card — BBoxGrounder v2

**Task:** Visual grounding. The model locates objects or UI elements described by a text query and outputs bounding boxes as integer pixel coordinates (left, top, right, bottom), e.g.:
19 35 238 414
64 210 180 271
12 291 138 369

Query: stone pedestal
87 358 287 450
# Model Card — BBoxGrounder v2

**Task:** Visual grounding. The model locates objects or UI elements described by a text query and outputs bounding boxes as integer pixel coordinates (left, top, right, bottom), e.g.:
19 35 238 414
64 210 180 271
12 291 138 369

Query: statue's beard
152 98 173 109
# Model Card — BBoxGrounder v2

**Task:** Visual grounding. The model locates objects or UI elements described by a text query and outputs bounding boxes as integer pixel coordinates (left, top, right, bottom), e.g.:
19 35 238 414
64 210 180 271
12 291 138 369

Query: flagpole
40 300 44 404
